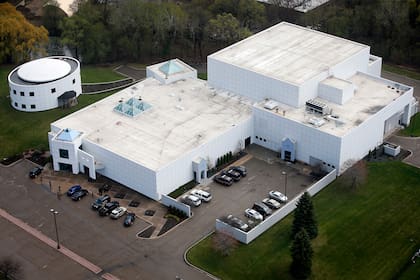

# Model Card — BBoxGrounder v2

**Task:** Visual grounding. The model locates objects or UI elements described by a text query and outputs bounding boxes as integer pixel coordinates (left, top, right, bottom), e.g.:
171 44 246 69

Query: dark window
51 88 56 93
14 102 18 107
30 104 36 109
13 90 16 94
20 91 24 96
255 136 258 139
29 92 34 96
332 165 335 169
59 149 69 159
259 137 262 141
72 79 76 84
263 139 267 142
21 104 26 109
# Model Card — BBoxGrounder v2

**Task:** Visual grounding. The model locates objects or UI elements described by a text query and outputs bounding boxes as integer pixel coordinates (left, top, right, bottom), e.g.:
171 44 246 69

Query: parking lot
0 145 319 280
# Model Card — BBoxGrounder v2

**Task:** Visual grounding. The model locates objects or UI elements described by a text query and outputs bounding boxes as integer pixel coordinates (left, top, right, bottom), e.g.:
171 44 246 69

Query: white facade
48 22 416 201
8 56 82 112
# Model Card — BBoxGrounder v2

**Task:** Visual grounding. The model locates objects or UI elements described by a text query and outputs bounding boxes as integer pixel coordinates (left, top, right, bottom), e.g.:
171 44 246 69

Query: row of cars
182 189 212 207
213 166 247 186
227 190 289 231
66 185 135 227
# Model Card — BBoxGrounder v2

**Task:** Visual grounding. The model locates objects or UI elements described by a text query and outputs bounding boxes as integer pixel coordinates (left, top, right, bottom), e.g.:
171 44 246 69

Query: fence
216 169 337 244
161 194 192 218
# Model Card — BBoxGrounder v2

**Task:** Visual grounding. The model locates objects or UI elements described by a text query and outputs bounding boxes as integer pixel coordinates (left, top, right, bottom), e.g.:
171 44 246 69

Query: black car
253 202 273 218
124 213 136 227
98 201 120 216
223 168 241 181
213 174 233 186
231 165 247 177
29 167 43 178
91 195 111 210
71 189 89 201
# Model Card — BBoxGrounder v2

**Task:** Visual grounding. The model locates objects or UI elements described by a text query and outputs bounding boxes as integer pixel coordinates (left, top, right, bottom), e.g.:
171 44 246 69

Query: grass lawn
187 161 420 280
0 65 116 158
198 73 208 80
383 64 420 81
399 113 420 137
80 65 124 83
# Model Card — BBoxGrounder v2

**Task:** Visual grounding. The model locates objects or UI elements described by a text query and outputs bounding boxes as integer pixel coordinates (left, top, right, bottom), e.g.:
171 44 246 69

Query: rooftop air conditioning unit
264 100 279 110
306 99 329 115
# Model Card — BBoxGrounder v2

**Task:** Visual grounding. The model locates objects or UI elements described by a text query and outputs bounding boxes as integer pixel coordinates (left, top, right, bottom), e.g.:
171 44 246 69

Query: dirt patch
138 226 155 238
158 217 179 236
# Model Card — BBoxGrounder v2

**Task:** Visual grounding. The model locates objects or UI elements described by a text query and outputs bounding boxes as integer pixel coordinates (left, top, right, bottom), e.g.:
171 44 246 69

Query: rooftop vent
308 117 326 127
306 99 329 115
264 100 279 110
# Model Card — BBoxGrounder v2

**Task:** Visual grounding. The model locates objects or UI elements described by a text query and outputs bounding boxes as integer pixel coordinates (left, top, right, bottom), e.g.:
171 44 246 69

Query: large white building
8 56 82 112
49 22 416 200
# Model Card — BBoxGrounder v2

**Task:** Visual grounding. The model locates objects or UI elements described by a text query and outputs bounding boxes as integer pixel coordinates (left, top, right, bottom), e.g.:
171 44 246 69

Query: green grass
0 65 116 158
399 113 420 137
383 64 420 81
198 73 208 80
80 65 124 83
168 180 198 199
187 161 420 280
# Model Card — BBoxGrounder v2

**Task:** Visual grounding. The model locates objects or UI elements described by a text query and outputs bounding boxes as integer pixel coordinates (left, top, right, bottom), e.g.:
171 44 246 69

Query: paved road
386 135 420 168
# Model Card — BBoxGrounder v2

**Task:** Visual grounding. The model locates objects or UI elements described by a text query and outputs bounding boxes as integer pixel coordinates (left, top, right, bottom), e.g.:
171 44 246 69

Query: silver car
269 190 288 203
245 208 263 221
262 198 281 209
110 206 127 219
190 189 212 202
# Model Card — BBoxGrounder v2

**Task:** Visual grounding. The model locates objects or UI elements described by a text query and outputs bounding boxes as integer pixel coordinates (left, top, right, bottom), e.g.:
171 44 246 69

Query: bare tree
0 257 23 280
269 0 311 9
212 231 239 256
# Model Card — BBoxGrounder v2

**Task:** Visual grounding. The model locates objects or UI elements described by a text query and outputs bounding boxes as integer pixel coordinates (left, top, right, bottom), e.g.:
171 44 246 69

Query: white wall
331 48 370 80
318 79 355 105
208 57 300 107
253 106 342 169
366 55 382 77
298 71 329 107
156 116 254 197
161 195 192 217
78 149 96 179
49 132 83 174
81 139 159 200
339 89 413 173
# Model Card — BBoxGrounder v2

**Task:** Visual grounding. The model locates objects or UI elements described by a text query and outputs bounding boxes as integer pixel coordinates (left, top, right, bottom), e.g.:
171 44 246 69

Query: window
14 102 18 107
13 90 16 95
29 92 34 96
21 104 26 109
51 88 56 93
72 79 76 84
20 91 24 96
59 149 69 159
30 104 36 109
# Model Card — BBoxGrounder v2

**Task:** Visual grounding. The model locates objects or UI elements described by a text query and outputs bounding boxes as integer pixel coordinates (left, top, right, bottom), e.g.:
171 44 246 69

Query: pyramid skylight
113 97 151 117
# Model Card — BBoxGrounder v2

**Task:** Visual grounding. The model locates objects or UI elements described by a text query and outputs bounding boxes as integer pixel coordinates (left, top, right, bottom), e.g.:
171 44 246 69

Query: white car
110 206 127 219
244 208 263 221
262 198 281 209
183 195 201 207
269 190 288 203
190 189 212 202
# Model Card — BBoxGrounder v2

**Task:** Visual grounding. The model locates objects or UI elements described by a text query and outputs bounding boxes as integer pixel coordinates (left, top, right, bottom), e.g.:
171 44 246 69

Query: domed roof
17 58 71 83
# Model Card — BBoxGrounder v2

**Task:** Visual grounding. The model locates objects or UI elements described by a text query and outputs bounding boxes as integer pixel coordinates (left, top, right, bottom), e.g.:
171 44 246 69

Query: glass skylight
159 60 184 76
113 97 151 117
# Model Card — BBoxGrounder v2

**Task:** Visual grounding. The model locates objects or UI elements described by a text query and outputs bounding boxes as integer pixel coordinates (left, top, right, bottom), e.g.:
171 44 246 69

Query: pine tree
290 228 313 279
291 192 318 239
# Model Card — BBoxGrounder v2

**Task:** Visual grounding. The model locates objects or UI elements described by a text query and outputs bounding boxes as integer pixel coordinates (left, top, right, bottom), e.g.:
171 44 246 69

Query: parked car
29 167 43 178
182 195 201 207
226 215 249 232
98 201 120 216
124 213 136 227
245 208 263 221
67 185 82 196
190 189 212 202
231 165 247 177
213 174 233 186
269 190 288 203
110 207 127 219
223 168 241 181
253 202 272 217
71 189 89 201
262 198 281 209
91 195 111 210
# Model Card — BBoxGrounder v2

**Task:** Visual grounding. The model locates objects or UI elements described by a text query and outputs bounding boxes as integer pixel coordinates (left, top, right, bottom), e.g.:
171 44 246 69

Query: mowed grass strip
0 65 118 158
399 113 420 137
80 65 124 83
187 161 420 280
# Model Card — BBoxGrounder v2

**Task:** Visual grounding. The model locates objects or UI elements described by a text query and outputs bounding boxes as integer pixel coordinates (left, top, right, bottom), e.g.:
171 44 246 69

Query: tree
212 231 239 256
0 257 23 280
269 0 311 9
290 228 313 279
205 13 251 44
0 3 48 63
291 192 317 239
42 2 67 37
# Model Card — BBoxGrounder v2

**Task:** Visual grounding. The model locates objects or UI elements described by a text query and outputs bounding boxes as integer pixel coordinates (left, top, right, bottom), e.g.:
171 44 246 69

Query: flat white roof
320 76 353 90
17 58 71 83
52 78 252 170
255 72 407 137
210 22 368 85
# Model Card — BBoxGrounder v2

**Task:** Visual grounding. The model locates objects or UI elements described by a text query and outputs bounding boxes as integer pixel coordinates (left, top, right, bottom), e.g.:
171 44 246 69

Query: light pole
282 171 288 197
50 209 60 249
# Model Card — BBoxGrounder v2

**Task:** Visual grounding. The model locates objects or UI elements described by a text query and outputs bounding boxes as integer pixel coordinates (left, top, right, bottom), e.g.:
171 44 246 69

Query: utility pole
50 209 60 249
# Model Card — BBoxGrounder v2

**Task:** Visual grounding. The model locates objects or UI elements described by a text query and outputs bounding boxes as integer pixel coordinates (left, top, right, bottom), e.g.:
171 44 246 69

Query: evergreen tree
290 228 313 279
291 192 318 239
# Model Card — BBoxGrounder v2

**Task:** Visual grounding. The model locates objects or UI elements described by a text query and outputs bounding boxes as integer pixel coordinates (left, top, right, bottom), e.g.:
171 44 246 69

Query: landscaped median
186 161 420 280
